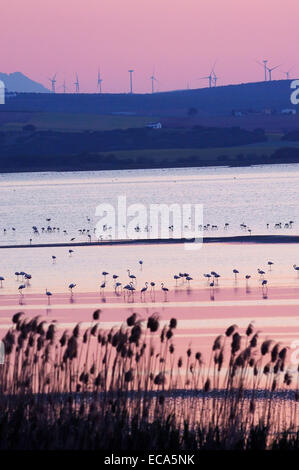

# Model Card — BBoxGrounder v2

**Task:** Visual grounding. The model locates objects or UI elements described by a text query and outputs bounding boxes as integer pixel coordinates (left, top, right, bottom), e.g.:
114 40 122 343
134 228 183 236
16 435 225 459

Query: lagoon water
0 163 299 245
0 164 299 293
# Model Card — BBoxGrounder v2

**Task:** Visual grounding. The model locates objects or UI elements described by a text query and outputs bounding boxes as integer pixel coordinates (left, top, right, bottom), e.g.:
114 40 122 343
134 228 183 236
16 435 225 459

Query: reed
0 311 298 450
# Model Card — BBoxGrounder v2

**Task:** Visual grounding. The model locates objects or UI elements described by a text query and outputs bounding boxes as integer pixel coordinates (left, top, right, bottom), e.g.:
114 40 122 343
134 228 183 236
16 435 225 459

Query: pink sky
1 0 299 93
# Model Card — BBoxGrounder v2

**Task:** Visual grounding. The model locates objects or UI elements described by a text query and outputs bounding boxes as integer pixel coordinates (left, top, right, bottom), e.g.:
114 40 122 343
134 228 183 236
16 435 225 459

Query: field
97 141 299 163
1 112 161 132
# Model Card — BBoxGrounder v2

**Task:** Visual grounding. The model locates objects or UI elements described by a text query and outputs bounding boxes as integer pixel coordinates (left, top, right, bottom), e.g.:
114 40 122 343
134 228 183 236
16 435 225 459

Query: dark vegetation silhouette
0 311 298 450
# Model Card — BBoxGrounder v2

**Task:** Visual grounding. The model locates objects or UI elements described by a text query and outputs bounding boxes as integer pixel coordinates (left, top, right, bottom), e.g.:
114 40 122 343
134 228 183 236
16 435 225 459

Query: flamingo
15 272 20 281
127 269 136 284
161 283 169 300
100 281 106 295
139 260 143 271
123 283 131 300
0 276 4 288
18 284 25 303
186 276 193 286
293 265 299 277
174 275 180 286
45 288 52 304
102 271 109 282
214 273 221 285
114 281 122 294
128 282 136 301
261 279 268 296
68 283 76 297
209 281 215 300
52 255 56 263
267 261 274 271
140 282 148 299
68 249 74 256
204 273 212 284
233 269 239 281
258 268 265 279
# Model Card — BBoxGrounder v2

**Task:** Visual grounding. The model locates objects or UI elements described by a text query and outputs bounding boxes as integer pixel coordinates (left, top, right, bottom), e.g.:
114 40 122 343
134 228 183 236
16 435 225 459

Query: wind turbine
97 69 103 93
200 72 213 88
74 73 80 93
257 60 268 81
128 69 134 94
266 64 280 81
62 80 67 94
200 62 217 88
211 65 219 87
150 70 158 93
49 74 57 93
283 67 294 80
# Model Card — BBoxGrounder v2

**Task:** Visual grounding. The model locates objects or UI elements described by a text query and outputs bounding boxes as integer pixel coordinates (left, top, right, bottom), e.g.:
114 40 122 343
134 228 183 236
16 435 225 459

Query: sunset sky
1 0 298 93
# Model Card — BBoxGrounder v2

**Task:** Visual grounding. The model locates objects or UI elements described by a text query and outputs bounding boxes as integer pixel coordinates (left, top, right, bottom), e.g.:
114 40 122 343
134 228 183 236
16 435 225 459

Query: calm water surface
0 164 299 292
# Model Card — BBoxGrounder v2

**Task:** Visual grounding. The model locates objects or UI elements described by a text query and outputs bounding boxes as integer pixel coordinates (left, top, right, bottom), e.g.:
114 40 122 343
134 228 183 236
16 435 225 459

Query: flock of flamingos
0 257 298 305
0 217 297 305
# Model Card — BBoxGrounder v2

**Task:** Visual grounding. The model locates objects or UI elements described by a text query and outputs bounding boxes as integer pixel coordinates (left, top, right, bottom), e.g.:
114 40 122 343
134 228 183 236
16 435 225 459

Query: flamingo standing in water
18 284 26 303
68 283 76 298
128 282 136 301
0 276 4 288
174 275 180 286
209 281 215 300
139 260 143 271
261 279 268 296
161 283 169 300
102 271 109 282
68 249 74 257
52 255 56 263
127 269 137 285
258 268 265 279
233 269 239 281
245 274 251 287
100 281 106 295
293 265 299 277
45 288 52 304
114 281 122 294
267 261 274 271
15 272 20 281
140 282 148 300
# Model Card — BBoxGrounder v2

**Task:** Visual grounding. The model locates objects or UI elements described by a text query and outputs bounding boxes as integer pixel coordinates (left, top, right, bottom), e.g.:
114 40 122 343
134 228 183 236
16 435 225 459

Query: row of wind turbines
48 69 159 94
257 60 294 82
48 61 295 94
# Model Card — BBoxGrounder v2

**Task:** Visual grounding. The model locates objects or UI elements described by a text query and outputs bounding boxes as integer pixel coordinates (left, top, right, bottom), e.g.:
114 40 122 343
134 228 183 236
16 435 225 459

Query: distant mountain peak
0 72 49 93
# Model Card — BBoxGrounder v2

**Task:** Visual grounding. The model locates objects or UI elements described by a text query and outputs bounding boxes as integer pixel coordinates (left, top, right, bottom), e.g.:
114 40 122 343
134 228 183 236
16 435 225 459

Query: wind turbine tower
49 74 57 93
263 60 268 81
283 67 293 80
74 73 80 93
266 63 280 81
150 71 157 93
128 69 134 94
200 72 213 88
97 69 103 93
